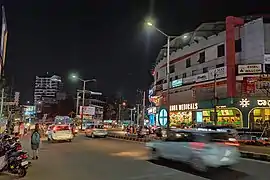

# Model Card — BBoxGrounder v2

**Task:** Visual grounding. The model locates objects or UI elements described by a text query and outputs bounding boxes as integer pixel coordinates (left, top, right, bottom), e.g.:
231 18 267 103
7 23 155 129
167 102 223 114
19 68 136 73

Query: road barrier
107 133 270 162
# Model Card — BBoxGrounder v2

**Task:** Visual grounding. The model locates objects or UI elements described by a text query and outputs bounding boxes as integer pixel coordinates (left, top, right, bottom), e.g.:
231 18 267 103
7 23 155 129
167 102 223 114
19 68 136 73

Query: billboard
79 106 95 115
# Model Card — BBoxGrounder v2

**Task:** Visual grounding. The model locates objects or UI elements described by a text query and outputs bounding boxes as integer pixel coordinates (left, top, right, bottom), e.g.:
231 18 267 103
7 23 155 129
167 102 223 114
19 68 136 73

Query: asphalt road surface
108 130 270 154
0 135 270 180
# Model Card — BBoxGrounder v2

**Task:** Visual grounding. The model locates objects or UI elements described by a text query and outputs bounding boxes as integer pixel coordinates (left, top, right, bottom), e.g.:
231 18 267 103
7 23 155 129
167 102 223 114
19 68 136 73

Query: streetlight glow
147 22 153 26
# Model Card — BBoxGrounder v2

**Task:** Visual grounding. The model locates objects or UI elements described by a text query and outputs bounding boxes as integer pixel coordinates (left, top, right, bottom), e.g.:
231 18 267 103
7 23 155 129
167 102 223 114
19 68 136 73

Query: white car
85 124 108 138
146 129 240 172
47 124 74 142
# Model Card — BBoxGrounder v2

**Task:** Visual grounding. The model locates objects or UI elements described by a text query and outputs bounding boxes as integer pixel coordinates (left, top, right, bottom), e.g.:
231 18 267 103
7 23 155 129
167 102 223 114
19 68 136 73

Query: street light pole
166 36 171 135
76 91 80 116
147 22 172 134
81 80 86 130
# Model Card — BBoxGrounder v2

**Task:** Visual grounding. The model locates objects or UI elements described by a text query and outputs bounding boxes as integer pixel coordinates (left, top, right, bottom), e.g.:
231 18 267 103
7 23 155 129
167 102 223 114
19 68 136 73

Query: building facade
150 16 270 129
34 75 63 105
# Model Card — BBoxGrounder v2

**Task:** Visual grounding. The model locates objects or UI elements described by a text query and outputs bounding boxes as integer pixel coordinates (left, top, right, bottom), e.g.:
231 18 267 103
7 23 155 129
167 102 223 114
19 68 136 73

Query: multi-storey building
150 16 270 130
34 75 62 105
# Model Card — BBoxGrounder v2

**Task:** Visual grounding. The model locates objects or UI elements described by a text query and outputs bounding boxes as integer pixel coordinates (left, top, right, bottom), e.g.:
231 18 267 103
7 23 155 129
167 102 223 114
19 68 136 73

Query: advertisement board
79 106 95 115
238 64 262 74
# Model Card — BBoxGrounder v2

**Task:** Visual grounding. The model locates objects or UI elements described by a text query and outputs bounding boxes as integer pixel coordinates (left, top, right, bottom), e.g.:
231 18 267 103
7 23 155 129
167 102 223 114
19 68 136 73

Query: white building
151 16 270 105
34 75 62 104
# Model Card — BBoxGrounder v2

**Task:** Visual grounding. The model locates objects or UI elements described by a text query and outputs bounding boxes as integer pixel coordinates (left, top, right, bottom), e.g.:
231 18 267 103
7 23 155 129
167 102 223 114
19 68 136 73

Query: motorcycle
0 142 29 177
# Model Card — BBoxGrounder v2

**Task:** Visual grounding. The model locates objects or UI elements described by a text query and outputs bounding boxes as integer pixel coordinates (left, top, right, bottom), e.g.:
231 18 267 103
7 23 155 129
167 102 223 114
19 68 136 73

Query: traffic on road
0 127 270 180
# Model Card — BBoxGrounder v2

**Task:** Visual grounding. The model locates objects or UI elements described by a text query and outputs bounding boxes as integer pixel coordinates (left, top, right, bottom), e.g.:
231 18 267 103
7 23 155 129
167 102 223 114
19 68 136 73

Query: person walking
31 124 41 160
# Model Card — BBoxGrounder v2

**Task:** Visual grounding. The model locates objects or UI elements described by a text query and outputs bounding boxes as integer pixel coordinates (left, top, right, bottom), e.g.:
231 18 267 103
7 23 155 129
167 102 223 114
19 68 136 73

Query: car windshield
208 132 229 142
95 125 104 129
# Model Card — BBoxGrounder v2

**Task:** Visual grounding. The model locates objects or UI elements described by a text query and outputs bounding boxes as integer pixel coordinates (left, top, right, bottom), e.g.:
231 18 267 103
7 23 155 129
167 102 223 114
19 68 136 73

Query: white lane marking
240 157 270 164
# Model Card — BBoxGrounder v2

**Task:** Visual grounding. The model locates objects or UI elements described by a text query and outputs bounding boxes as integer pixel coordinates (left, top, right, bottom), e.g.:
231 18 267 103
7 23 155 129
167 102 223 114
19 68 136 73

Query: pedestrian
31 124 41 160
19 122 25 138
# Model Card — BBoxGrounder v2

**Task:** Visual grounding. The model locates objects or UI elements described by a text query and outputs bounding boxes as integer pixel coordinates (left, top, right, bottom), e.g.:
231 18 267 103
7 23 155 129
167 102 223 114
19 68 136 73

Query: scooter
0 142 29 177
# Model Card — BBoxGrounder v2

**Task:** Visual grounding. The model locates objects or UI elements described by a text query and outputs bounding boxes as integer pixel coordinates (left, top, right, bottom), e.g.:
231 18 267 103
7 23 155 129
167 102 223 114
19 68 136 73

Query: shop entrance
248 107 270 130
200 108 243 128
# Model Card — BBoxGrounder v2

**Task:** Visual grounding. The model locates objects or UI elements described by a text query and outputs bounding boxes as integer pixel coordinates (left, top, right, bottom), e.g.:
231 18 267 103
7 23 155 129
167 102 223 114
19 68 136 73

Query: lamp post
71 75 96 130
146 22 172 134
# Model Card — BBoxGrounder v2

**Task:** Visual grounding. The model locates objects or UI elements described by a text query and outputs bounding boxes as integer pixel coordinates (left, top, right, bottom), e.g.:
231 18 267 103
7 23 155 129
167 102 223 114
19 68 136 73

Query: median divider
108 133 270 162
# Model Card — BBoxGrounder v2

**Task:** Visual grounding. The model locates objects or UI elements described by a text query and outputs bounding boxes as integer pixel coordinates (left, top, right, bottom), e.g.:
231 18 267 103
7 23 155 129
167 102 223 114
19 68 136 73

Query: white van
47 124 74 142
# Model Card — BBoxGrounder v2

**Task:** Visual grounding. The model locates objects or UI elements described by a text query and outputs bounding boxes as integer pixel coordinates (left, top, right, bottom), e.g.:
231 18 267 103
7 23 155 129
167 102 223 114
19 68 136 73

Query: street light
71 75 96 130
146 21 172 134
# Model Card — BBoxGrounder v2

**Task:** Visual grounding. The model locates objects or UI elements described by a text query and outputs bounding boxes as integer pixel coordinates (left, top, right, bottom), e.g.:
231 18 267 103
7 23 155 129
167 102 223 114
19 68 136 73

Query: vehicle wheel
190 156 208 172
104 135 107 138
149 148 160 160
68 139 72 142
91 134 95 138
17 167 27 178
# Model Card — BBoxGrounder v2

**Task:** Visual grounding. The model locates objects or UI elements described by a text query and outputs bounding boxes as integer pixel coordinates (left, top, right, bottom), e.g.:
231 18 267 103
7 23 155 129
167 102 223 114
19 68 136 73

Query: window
169 65 175 73
235 39 242 52
165 132 193 142
216 63 224 68
198 52 205 63
182 73 187 78
175 75 178 79
203 67 208 73
186 58 191 68
192 70 196 76
217 44 225 57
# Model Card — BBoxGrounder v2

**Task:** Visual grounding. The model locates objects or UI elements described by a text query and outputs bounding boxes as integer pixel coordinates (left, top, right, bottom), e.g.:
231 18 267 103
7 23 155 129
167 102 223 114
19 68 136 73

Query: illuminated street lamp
71 74 96 130
146 20 172 134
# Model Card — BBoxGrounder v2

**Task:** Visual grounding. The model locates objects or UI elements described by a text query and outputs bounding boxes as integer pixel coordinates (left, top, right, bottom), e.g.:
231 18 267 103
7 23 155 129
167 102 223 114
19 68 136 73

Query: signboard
208 67 227 80
158 108 168 126
170 103 198 111
183 75 196 84
264 54 270 64
196 73 208 82
238 64 262 74
257 100 270 107
79 106 95 115
171 79 183 88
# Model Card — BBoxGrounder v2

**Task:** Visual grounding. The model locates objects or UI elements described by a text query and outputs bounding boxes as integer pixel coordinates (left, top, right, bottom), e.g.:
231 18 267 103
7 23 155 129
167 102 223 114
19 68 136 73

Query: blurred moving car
47 124 74 142
85 124 108 138
146 129 240 172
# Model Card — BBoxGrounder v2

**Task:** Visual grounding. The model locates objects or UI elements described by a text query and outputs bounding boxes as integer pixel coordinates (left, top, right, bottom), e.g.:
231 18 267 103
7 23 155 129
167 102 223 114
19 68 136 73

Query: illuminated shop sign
257 100 270 106
171 79 183 88
170 103 198 111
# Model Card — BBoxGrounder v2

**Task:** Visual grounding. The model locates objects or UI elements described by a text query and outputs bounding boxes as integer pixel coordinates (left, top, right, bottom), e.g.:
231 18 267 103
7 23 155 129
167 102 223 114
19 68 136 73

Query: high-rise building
34 75 62 105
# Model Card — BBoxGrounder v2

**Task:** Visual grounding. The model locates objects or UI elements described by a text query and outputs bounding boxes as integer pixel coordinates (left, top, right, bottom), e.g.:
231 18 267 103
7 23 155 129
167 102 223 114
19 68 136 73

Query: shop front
169 103 198 127
240 98 270 130
197 98 244 128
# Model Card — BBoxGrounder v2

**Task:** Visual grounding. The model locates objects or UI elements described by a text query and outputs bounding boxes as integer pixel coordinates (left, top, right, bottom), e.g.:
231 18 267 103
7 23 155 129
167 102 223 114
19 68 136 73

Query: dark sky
1 0 269 104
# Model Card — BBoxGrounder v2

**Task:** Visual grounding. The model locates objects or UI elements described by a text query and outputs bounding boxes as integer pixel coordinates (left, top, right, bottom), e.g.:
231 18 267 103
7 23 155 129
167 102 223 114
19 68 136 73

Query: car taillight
224 142 240 147
190 142 205 149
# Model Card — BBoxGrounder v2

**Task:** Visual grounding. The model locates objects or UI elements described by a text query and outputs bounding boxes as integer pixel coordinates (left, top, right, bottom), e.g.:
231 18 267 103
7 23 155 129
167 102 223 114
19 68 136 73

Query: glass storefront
249 108 270 130
170 111 193 126
200 108 242 128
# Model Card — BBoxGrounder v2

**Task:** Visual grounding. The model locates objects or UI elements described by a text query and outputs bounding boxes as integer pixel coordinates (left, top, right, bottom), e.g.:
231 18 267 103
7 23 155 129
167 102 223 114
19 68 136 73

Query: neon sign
170 103 198 111
257 100 270 106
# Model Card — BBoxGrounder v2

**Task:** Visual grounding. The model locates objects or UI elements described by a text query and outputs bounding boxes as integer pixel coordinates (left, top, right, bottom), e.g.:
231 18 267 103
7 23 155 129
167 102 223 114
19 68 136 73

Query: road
108 130 270 155
0 135 269 180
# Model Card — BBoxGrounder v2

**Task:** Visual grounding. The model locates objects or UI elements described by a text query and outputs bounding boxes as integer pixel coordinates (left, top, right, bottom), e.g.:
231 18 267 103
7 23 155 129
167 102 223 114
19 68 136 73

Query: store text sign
170 103 198 111
257 100 270 107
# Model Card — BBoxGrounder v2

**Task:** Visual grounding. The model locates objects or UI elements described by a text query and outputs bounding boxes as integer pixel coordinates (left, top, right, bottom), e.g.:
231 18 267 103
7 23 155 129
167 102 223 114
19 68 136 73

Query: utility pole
142 91 146 126
118 103 121 123
136 104 140 126
213 72 218 125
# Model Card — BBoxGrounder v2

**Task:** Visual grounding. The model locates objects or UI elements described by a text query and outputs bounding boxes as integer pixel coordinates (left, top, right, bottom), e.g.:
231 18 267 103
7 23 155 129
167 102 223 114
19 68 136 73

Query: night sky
1 0 268 104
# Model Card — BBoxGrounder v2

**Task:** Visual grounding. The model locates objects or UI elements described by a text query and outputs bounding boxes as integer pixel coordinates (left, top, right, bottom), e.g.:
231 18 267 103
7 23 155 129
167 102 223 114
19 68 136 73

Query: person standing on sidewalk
31 124 41 160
